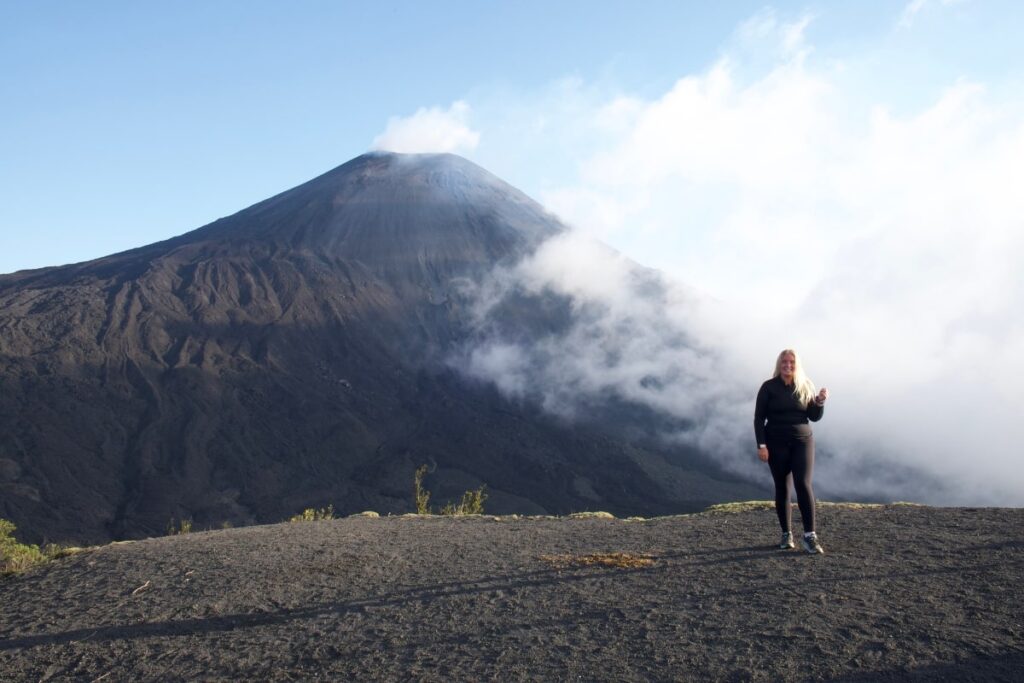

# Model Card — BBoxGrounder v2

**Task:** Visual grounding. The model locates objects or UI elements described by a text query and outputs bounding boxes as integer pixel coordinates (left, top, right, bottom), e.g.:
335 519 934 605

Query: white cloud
899 0 968 29
737 9 813 61
463 231 727 421
899 0 930 27
371 100 480 154
459 12 1024 505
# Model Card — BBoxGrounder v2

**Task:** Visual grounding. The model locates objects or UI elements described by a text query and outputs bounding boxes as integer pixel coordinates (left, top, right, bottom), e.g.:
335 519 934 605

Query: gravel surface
1 505 1022 681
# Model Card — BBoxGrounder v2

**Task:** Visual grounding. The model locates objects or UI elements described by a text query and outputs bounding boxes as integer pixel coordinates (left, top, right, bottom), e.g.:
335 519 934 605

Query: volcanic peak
183 152 562 271
1 152 562 291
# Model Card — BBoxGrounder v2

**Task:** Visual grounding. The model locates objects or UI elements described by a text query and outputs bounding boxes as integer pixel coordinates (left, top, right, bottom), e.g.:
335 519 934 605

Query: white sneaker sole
801 539 824 554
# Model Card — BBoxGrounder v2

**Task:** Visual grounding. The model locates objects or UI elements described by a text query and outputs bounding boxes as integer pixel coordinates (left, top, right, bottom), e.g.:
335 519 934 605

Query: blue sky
2 1 1018 275
2 1 1023 502
1 1 754 273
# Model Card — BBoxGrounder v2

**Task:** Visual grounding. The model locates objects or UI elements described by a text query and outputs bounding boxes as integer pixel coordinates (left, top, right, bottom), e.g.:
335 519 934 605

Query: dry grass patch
540 552 657 570
702 501 776 514
568 511 615 520
701 500 924 515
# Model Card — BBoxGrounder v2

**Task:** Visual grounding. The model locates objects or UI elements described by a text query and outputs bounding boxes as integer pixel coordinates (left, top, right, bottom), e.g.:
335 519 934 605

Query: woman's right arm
753 382 769 448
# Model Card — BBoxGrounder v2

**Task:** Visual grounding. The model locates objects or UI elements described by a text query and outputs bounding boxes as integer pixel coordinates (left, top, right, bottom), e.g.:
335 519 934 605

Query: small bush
1 519 53 575
166 517 193 535
414 465 432 514
289 505 335 523
414 465 487 516
440 486 488 516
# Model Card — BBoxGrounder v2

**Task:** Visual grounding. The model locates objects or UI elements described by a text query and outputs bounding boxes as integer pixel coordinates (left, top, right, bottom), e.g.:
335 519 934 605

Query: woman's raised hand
816 387 829 405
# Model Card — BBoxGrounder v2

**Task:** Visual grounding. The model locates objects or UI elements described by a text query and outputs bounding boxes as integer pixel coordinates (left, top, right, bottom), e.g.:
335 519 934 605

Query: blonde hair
773 349 816 407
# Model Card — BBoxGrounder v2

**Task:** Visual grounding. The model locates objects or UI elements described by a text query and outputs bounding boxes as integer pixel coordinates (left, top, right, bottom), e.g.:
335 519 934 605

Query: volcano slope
1 505 1022 681
0 152 761 545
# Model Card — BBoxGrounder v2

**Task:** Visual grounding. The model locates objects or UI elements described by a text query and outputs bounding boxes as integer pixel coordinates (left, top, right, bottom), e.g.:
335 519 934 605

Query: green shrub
414 465 432 515
289 505 335 523
440 486 488 516
166 517 193 535
414 465 487 516
1 518 52 575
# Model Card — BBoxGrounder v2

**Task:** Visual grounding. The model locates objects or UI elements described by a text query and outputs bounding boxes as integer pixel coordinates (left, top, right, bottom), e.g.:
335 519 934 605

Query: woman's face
779 352 796 381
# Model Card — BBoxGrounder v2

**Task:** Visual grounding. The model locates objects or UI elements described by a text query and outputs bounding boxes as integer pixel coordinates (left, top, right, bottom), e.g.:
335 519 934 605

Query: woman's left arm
808 387 828 421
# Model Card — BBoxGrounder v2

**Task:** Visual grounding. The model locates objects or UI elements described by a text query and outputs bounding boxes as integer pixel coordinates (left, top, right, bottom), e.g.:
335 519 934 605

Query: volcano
0 153 760 543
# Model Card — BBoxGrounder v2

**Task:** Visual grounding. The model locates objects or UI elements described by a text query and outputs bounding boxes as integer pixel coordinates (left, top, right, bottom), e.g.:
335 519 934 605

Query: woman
754 349 829 554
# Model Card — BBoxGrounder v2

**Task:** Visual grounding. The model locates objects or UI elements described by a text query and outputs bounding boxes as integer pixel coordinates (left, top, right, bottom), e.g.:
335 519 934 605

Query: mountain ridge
1 153 554 286
0 152 761 544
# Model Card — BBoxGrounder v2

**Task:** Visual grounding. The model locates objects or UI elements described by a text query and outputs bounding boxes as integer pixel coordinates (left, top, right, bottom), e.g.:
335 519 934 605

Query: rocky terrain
1 504 1021 681
0 153 760 544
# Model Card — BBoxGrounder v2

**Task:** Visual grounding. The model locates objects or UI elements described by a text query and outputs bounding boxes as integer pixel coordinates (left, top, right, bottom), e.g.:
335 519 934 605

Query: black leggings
766 432 816 534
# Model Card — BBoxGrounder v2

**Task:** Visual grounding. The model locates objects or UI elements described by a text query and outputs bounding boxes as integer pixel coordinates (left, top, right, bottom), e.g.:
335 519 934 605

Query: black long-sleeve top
753 376 824 445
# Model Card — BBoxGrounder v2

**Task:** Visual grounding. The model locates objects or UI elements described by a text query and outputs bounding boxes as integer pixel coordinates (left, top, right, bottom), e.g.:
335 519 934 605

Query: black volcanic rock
0 153 760 543
4 506 1021 681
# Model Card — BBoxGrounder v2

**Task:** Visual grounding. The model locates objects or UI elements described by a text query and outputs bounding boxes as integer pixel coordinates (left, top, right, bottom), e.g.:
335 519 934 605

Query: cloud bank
371 101 480 154
454 11 1024 506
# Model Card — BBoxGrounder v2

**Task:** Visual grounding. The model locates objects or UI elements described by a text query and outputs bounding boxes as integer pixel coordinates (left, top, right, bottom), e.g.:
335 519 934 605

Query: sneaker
779 532 795 550
801 533 825 555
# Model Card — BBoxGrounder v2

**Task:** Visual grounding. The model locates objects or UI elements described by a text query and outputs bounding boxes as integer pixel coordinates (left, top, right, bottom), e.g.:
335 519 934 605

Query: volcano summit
0 153 759 543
